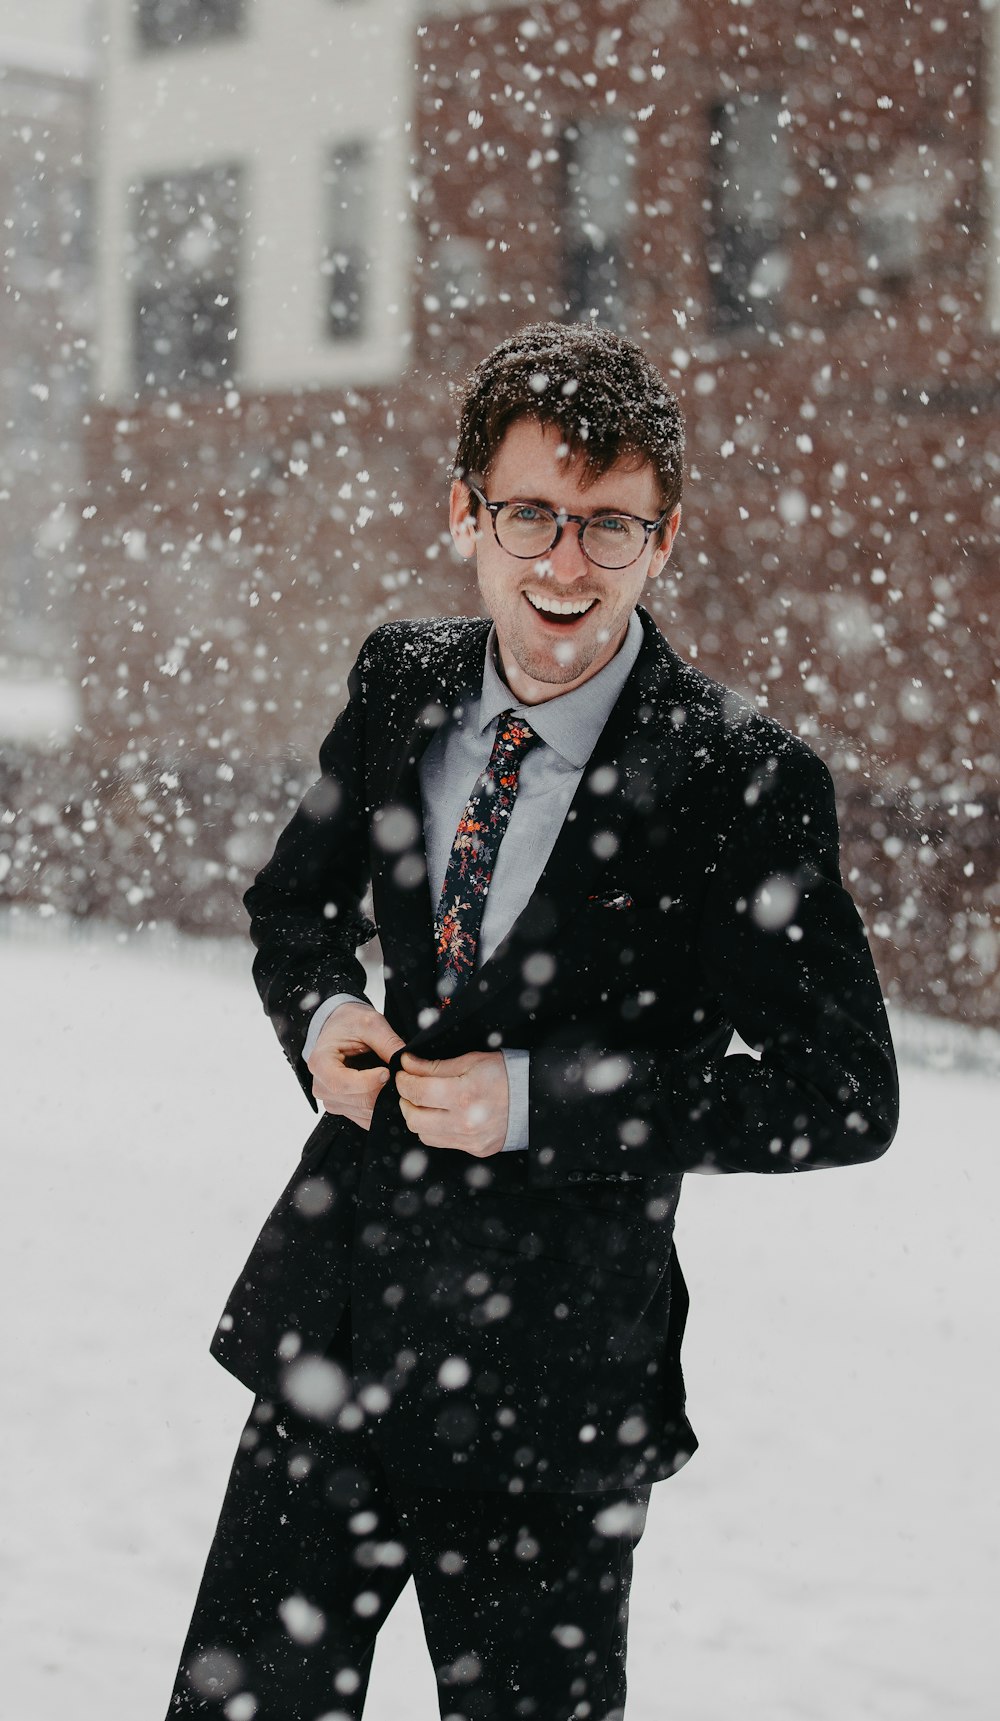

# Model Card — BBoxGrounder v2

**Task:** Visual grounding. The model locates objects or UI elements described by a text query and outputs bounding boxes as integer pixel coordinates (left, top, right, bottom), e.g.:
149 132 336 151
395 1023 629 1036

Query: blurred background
0 0 997 1027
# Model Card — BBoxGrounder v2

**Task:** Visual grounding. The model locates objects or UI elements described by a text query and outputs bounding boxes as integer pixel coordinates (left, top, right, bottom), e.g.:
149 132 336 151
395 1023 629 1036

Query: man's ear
449 479 478 560
645 504 682 582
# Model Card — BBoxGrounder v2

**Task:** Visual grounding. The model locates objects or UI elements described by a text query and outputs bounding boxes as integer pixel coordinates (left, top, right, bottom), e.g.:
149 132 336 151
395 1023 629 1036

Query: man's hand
306 1003 405 1129
396 1050 509 1158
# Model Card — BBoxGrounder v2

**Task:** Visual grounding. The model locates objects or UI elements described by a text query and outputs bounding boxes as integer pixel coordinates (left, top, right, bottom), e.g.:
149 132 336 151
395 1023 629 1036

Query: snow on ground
2 917 998 1721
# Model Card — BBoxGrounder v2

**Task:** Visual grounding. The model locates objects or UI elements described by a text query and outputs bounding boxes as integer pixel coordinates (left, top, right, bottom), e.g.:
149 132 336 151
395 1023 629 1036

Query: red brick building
7 0 999 1024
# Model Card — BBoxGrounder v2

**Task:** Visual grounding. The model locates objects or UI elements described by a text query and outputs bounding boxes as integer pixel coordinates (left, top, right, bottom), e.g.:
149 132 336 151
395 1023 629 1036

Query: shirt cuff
500 1049 530 1151
302 993 374 1064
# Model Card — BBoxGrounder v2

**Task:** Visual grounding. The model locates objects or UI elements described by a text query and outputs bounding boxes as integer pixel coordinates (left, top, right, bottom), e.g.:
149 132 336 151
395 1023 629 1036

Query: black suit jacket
211 610 898 1492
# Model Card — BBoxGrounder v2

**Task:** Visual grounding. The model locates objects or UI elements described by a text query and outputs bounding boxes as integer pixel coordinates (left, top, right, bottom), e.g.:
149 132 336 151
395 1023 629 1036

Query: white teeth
525 591 596 617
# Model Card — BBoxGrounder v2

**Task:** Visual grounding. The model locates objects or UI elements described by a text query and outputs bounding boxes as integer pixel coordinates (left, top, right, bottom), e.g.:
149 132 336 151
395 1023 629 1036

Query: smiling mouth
524 591 597 622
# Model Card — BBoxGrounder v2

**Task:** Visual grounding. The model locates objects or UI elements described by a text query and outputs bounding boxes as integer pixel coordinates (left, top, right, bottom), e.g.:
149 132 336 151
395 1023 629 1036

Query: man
167 322 898 1721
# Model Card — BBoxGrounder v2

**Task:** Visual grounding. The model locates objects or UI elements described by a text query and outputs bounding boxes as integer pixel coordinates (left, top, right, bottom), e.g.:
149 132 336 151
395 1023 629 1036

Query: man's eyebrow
503 489 634 513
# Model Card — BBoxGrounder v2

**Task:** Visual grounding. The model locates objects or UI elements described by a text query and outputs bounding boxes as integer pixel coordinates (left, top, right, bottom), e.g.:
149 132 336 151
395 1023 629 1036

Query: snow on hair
453 321 685 515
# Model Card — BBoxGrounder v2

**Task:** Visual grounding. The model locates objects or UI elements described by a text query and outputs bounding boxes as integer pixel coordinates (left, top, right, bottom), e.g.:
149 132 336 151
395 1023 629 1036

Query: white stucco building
94 0 415 401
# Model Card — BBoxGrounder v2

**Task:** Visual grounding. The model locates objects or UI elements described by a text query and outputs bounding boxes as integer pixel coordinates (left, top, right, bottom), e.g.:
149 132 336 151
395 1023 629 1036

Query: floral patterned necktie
434 711 540 1002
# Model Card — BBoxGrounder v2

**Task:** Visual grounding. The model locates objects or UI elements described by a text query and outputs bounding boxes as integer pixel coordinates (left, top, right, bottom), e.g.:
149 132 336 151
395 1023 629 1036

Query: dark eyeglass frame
464 479 670 571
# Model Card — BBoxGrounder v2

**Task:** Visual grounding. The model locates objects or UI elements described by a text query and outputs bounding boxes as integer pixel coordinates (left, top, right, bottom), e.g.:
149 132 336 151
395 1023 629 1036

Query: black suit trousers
166 1398 651 1721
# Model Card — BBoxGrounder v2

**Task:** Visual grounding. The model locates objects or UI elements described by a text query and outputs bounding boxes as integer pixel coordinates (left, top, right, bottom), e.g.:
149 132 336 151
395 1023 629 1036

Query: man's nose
544 519 590 579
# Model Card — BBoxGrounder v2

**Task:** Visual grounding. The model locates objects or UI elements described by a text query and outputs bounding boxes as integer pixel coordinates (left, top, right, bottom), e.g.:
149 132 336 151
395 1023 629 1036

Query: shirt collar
477 609 644 769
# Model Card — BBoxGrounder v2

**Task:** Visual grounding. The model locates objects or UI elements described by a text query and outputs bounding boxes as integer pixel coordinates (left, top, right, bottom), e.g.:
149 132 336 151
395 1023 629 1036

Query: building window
562 122 632 328
436 236 488 314
853 143 949 290
708 93 789 332
137 0 245 52
322 140 372 342
57 176 93 274
131 165 241 393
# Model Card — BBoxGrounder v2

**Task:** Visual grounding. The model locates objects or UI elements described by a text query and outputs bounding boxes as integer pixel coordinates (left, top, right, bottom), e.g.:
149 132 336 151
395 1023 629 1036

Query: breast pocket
586 890 637 912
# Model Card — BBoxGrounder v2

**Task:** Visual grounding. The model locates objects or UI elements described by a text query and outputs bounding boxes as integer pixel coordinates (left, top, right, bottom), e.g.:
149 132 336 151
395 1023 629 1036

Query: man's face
449 417 680 705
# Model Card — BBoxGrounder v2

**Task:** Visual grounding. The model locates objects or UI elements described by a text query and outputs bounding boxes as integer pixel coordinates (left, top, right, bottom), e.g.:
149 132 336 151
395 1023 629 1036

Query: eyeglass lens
495 504 646 569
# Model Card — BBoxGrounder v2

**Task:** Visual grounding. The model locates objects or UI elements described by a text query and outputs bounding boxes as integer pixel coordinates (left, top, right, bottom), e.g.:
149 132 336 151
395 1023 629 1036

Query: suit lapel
370 621 490 1023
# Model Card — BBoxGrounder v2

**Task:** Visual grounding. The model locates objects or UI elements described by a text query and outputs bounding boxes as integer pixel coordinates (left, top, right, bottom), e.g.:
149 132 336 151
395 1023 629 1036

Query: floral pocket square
587 891 635 911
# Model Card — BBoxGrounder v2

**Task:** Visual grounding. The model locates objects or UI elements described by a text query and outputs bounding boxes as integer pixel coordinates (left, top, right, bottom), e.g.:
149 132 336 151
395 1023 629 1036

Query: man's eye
591 515 631 536
509 505 546 524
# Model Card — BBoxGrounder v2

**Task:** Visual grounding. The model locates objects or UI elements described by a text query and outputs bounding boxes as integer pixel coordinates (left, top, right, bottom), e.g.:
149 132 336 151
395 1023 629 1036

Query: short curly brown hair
453 322 685 521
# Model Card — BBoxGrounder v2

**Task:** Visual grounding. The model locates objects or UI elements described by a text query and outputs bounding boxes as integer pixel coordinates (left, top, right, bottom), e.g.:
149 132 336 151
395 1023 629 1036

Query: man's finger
363 1014 407 1062
400 1052 465 1077
311 1067 390 1122
396 1072 464 1111
316 1082 381 1117
337 1063 391 1097
398 1102 465 1149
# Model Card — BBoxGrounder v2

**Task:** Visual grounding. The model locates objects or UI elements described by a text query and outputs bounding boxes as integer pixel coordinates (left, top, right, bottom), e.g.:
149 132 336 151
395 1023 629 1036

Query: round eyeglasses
465 479 670 571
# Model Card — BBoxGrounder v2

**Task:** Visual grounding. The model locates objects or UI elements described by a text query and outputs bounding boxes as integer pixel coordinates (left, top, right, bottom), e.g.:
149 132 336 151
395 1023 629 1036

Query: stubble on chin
512 634 590 686
513 611 632 689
